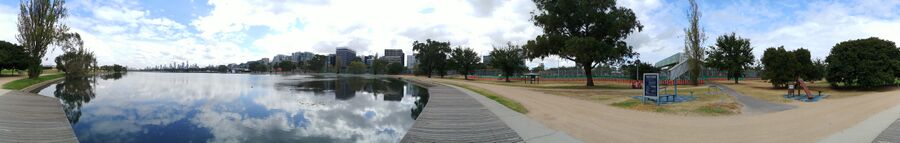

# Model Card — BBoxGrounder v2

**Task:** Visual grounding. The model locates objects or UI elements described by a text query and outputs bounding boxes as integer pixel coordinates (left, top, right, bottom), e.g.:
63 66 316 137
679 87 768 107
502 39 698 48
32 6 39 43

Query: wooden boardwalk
401 85 522 142
874 118 900 143
0 91 77 143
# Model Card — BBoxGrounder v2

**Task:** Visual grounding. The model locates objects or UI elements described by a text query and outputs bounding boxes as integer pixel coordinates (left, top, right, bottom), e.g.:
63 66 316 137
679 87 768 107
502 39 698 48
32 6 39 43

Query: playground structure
784 78 828 102
636 55 697 105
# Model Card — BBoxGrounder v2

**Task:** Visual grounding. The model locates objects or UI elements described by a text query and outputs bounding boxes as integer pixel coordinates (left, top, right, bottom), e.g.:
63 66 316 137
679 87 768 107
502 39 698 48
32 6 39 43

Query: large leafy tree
54 32 96 77
490 43 527 82
0 41 29 74
18 0 69 79
371 58 387 75
761 46 815 88
305 55 327 73
276 61 295 72
386 63 405 75
348 61 367 74
705 33 754 84
525 0 642 86
449 46 481 80
412 39 451 78
826 37 900 88
684 0 706 85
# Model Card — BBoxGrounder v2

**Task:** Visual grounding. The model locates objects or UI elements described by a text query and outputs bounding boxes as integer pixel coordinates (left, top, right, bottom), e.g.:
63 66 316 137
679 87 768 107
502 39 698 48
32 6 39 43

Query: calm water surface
37 72 428 143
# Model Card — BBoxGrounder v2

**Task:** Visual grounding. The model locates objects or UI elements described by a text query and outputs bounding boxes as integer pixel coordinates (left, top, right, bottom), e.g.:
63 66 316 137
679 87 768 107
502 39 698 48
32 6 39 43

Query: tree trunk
583 64 594 86
27 62 41 79
733 71 740 84
463 73 469 80
505 74 510 82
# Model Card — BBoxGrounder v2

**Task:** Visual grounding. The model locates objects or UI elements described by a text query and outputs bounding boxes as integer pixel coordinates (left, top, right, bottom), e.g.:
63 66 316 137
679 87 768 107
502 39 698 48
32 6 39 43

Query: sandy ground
414 77 900 143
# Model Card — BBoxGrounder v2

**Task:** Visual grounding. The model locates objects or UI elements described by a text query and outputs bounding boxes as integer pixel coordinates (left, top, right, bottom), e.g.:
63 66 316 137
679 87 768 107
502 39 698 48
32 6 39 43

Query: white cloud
1 0 899 68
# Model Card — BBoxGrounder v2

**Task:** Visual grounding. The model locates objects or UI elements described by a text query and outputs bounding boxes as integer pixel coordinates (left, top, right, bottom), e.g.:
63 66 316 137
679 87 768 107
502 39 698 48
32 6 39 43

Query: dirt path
425 78 900 143
708 82 796 115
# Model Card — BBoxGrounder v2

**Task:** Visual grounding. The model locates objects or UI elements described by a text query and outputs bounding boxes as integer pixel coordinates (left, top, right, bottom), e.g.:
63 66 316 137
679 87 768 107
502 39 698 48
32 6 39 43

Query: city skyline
0 0 898 68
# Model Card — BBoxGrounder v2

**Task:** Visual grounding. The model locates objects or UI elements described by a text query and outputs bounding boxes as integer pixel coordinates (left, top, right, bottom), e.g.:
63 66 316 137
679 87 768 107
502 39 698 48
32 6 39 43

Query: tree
808 59 826 82
371 59 387 75
0 41 29 74
54 32 96 77
826 37 900 88
449 46 481 80
684 0 707 85
18 0 69 79
276 61 295 72
490 43 527 82
249 61 269 72
705 33 754 84
412 39 451 78
531 63 545 73
761 46 815 88
525 0 642 86
348 61 367 74
305 55 326 73
621 60 661 80
387 63 405 75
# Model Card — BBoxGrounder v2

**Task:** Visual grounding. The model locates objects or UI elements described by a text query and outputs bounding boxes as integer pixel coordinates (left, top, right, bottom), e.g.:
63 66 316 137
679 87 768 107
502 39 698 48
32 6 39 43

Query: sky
0 0 898 68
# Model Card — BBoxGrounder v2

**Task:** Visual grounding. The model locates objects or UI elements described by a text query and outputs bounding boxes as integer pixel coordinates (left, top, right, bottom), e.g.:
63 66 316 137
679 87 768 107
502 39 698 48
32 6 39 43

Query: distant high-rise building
272 54 290 64
407 54 417 68
260 58 270 64
363 55 376 66
291 52 315 63
335 47 356 69
383 49 404 65
482 55 492 64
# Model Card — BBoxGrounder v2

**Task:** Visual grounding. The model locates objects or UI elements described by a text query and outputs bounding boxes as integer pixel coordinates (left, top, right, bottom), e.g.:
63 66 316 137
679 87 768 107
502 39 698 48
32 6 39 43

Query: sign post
643 73 659 104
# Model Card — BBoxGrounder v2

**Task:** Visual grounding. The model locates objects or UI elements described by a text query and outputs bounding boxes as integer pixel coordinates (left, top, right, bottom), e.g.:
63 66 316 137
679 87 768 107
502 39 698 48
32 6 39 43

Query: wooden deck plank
0 91 78 143
401 85 522 142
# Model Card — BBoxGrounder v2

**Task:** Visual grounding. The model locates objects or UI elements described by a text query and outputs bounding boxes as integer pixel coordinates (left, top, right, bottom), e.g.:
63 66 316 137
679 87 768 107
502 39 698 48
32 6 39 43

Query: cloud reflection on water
38 72 427 143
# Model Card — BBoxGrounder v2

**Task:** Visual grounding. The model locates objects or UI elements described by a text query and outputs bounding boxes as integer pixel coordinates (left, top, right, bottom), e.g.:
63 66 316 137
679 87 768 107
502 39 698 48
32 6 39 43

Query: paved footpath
401 84 523 142
0 90 77 143
709 83 796 115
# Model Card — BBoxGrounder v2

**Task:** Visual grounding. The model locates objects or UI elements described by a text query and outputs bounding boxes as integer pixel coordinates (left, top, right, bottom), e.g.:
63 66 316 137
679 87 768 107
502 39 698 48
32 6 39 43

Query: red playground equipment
789 78 815 99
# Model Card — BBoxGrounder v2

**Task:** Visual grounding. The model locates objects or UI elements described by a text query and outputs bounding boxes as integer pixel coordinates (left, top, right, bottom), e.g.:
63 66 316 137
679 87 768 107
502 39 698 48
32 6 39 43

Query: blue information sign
643 73 659 97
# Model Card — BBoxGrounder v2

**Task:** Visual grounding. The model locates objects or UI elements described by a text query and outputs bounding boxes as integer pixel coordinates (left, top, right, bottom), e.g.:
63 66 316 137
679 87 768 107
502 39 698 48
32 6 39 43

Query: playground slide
797 78 814 99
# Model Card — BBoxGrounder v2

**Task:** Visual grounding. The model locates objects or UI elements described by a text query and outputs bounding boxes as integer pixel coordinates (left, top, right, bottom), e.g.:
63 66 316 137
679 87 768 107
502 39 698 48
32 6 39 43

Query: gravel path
708 83 796 115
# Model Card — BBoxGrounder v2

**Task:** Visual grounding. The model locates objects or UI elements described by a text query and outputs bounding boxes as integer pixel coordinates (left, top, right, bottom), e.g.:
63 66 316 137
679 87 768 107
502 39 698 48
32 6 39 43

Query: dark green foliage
490 43 527 82
706 33 754 84
249 61 269 72
276 61 295 71
54 33 96 77
525 0 642 86
348 61 366 74
620 60 661 80
0 41 29 73
386 63 405 75
305 55 327 73
412 39 451 78
371 59 387 75
449 46 480 80
826 37 900 88
18 0 69 79
761 46 815 88
99 64 127 73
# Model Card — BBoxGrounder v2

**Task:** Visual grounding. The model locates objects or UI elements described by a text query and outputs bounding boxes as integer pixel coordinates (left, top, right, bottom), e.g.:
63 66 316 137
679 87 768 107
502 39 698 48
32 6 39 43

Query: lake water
37 72 428 143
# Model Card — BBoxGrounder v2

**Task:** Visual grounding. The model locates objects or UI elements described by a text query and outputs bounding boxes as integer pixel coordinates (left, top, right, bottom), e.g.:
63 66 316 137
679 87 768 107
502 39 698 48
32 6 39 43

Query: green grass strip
445 82 529 114
2 74 65 90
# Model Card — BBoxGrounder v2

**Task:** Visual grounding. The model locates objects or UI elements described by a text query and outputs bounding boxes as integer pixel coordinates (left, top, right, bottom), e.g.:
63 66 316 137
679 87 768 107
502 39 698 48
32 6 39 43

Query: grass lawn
714 80 890 103
442 81 529 114
537 86 740 116
2 73 65 90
